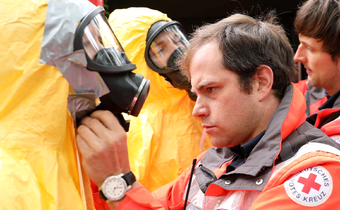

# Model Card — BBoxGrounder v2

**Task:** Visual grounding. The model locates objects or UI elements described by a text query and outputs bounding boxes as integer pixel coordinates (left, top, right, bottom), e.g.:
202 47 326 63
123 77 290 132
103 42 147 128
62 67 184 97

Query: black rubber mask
74 7 150 130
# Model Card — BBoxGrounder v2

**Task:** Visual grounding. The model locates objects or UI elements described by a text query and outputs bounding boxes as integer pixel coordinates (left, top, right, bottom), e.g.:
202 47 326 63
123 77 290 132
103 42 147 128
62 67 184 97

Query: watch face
104 177 127 201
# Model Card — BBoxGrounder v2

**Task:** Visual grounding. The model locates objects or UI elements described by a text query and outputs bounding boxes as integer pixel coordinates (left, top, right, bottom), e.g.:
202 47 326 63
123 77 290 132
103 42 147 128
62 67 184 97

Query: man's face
190 41 263 148
83 22 104 59
294 35 340 96
149 29 185 69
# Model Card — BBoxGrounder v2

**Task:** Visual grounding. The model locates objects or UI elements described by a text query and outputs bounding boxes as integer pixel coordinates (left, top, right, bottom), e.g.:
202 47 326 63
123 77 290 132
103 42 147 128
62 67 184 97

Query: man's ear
253 65 273 101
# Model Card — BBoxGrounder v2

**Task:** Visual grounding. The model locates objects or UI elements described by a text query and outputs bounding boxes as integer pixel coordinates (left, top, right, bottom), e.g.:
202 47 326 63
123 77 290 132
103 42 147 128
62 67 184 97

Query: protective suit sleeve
0 0 95 209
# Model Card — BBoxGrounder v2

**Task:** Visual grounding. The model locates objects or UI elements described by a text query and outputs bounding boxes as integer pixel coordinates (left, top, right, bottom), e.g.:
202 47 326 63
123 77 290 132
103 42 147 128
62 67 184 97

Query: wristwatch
99 171 136 202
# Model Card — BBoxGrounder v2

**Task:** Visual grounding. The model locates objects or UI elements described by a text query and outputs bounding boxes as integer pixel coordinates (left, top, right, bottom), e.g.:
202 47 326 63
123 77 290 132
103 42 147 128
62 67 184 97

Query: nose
169 40 178 51
192 97 209 118
294 44 307 63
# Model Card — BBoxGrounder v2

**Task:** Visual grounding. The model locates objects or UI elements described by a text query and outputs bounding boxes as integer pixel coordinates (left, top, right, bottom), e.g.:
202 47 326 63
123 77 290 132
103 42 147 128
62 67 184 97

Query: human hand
76 110 130 187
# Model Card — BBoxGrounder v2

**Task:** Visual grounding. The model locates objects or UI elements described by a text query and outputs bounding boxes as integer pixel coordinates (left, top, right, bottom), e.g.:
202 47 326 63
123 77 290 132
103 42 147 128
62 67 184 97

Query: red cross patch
298 173 321 194
284 166 333 207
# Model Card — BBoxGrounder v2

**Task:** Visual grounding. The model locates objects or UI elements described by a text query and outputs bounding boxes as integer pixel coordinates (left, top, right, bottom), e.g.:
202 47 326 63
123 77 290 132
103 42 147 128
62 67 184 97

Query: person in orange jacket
294 0 340 143
77 12 340 210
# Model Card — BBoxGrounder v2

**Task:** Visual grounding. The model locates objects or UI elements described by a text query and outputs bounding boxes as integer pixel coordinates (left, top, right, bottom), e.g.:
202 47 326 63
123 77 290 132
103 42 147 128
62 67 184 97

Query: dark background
106 0 306 80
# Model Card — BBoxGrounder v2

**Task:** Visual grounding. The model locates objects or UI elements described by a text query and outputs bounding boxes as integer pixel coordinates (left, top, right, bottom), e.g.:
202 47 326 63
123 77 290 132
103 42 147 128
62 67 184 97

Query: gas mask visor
145 21 196 100
145 21 189 73
74 6 150 119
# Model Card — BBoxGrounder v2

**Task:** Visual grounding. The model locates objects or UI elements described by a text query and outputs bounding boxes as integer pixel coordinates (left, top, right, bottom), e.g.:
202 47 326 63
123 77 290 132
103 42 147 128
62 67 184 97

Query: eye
206 87 216 93
174 40 181 45
173 37 181 44
150 47 164 57
158 48 165 55
304 44 314 52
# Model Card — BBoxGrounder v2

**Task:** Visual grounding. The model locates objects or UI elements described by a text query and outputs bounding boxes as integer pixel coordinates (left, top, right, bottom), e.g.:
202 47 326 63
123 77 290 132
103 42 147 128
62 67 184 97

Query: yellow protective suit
108 8 213 192
0 0 93 209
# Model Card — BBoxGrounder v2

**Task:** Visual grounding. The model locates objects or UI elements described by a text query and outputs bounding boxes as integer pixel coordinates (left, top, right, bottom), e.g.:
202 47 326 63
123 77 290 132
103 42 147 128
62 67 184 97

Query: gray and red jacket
116 84 340 210
307 88 340 144
295 79 340 143
294 79 328 116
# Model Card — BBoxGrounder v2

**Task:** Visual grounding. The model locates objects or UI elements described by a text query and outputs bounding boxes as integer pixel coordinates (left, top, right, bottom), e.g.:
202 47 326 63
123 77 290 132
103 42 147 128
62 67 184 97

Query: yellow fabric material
109 7 213 192
0 0 93 209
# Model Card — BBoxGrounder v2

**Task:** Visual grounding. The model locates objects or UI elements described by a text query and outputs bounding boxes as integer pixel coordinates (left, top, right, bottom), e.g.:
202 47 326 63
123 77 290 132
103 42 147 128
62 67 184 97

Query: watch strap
99 189 108 201
122 171 136 186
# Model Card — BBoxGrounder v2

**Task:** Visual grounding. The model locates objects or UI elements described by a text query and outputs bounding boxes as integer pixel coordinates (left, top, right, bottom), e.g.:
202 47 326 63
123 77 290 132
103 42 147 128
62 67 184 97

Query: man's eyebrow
301 41 320 51
191 80 214 93
154 39 165 46
300 40 310 47
300 40 315 47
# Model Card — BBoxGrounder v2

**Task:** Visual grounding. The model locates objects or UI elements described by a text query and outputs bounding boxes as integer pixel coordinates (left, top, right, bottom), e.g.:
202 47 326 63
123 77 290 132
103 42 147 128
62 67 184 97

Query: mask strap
200 128 207 153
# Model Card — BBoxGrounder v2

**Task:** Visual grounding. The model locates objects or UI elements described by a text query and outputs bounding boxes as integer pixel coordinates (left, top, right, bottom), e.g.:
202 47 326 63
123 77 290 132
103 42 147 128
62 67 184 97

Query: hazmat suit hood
108 7 212 193
0 0 103 209
42 1 150 125
41 0 107 98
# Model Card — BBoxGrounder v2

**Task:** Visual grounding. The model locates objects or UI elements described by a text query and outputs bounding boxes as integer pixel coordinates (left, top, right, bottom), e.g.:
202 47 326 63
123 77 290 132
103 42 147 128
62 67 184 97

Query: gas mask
73 6 150 130
145 21 196 101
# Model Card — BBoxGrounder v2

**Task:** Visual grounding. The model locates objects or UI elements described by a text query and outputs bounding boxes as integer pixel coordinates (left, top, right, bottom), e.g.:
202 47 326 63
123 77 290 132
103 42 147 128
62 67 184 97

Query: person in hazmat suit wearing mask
106 7 213 194
0 0 150 209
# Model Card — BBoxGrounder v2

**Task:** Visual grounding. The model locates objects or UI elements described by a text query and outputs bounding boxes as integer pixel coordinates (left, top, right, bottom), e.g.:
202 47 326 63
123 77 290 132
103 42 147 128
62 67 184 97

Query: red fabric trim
116 186 164 210
212 160 232 179
90 179 110 210
315 108 340 128
309 97 327 115
281 84 307 141
88 0 104 6
315 108 340 137
321 119 340 137
294 79 309 95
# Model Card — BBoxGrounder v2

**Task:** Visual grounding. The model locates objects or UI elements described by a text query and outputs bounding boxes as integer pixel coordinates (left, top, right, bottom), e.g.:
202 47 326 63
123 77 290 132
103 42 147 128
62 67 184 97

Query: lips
202 125 215 133
302 63 311 74
202 124 212 128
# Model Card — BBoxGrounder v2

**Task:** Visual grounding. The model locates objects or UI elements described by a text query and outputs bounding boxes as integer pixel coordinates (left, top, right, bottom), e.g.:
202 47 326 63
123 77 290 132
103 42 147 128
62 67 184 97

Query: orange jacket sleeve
250 152 340 210
116 163 196 210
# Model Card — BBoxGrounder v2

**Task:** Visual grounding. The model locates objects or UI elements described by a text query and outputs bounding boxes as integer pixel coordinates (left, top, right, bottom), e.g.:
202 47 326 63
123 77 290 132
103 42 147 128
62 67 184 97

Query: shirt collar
227 130 266 172
319 89 340 110
230 130 266 159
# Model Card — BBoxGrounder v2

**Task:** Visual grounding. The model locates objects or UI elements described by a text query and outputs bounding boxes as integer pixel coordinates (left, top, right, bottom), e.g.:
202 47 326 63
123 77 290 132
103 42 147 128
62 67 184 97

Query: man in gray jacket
77 12 340 210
